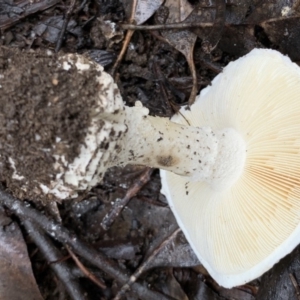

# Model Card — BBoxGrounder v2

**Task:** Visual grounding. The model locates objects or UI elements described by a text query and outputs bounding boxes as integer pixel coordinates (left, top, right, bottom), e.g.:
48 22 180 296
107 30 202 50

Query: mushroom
1 47 300 287
0 47 245 201
161 48 300 287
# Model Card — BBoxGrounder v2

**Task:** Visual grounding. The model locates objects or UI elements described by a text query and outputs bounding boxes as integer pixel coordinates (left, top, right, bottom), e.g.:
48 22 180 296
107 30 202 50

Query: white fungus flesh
160 49 300 288
52 56 247 196
43 54 128 199
110 103 246 185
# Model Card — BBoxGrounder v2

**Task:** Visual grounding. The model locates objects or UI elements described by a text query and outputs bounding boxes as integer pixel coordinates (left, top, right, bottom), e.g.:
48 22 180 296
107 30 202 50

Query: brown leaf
256 245 300 300
0 0 60 31
225 0 254 24
163 0 194 22
120 0 164 23
218 25 257 56
0 208 43 300
246 0 300 24
159 0 198 104
218 286 256 300
187 279 225 300
135 0 164 25
154 270 189 300
32 15 78 44
144 231 200 270
261 17 300 61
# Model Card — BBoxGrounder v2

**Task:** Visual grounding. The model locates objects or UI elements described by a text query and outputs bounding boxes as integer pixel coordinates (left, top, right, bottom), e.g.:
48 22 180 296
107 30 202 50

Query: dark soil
0 47 102 201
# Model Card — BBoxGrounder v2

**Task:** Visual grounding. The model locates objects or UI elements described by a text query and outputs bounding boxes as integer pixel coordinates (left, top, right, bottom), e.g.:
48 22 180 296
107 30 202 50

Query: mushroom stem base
111 102 246 190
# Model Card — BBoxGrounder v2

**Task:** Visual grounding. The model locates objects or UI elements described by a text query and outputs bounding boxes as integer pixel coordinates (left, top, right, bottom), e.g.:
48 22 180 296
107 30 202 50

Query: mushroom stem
110 102 246 190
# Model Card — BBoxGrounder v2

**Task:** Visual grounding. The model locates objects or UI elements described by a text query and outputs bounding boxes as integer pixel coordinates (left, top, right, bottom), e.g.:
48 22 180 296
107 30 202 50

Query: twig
23 219 87 300
113 228 181 300
111 0 138 76
66 245 106 289
260 16 300 26
187 45 198 106
55 0 77 52
121 22 214 31
101 167 153 230
290 273 300 300
128 0 138 24
0 189 169 300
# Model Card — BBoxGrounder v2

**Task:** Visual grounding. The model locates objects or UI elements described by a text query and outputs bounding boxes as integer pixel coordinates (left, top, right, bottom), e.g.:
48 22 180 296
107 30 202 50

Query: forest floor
1 1 300 299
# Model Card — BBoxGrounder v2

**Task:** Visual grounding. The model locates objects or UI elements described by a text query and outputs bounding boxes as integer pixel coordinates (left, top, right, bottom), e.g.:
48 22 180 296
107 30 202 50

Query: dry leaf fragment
144 231 200 270
225 0 254 24
246 0 300 24
32 15 78 44
256 245 300 300
154 270 189 300
159 0 198 104
0 208 43 300
261 17 300 61
135 0 165 25
120 0 164 23
164 0 194 22
112 0 164 74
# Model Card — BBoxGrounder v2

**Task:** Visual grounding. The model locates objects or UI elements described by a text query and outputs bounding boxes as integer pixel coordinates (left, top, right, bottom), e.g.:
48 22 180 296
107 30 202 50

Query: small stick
121 22 214 31
289 273 300 300
187 47 198 106
0 189 168 300
66 246 106 289
23 219 87 300
113 228 181 300
55 0 77 52
101 167 153 230
111 0 138 76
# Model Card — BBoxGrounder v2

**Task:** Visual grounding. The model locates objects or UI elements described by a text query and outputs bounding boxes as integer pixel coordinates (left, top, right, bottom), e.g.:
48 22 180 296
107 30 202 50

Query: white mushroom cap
160 49 300 288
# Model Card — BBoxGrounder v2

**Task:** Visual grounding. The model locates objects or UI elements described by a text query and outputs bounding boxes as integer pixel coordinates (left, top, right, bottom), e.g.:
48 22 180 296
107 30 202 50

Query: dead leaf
164 0 194 22
145 231 200 270
256 245 300 300
112 0 163 74
187 278 225 300
85 49 116 67
225 0 254 24
159 0 198 104
218 25 257 56
154 270 189 300
218 286 256 300
246 0 300 24
120 0 164 22
0 0 60 31
135 0 165 25
0 208 43 300
32 15 78 44
261 17 300 61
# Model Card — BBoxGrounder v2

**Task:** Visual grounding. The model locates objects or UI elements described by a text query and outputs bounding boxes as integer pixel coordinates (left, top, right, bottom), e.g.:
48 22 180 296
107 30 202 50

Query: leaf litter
1 0 300 299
